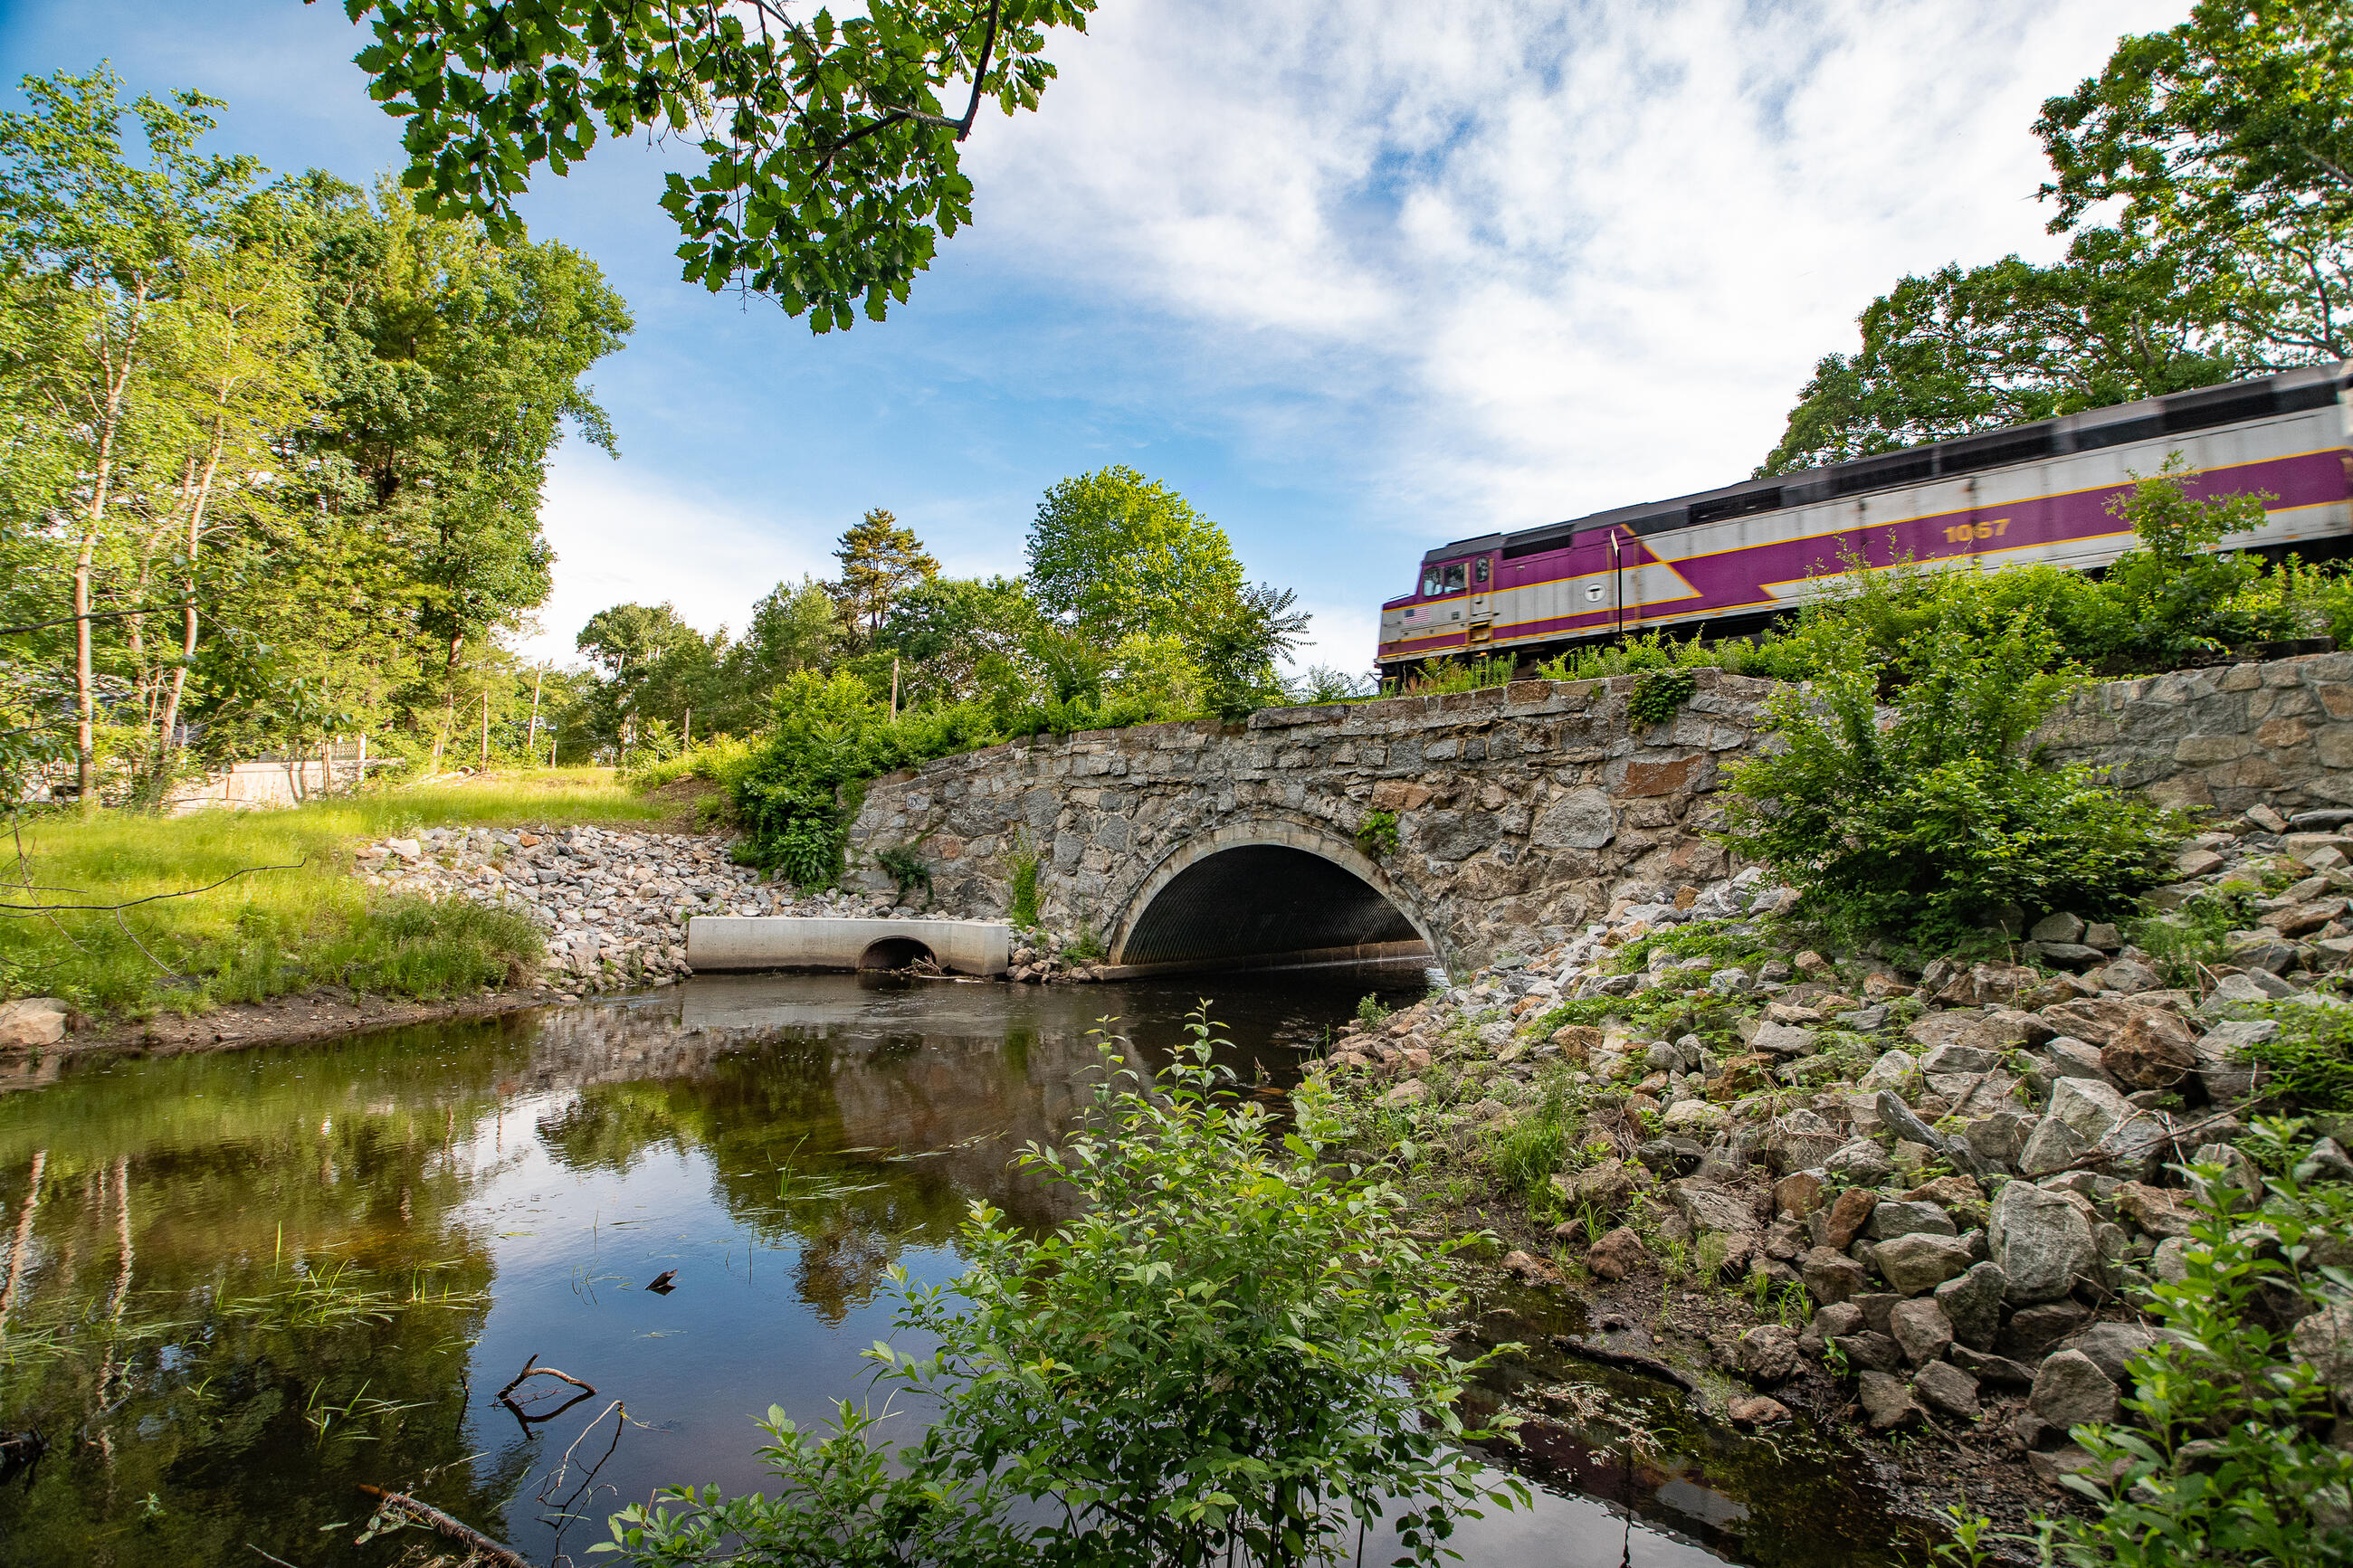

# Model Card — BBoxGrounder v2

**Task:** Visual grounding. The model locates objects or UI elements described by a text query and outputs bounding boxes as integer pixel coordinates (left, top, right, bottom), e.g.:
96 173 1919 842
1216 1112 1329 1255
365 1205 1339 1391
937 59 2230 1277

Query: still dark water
0 974 1921 1567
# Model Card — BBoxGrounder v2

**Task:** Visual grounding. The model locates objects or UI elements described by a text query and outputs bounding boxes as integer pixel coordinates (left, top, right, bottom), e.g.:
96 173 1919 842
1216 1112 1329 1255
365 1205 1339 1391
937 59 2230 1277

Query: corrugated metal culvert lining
1118 846 1421 968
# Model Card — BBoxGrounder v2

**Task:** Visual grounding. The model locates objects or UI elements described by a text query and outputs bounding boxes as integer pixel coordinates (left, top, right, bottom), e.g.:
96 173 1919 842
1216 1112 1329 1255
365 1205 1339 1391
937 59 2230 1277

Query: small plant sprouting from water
604 1006 1527 1566
1356 993 1391 1027
1356 808 1400 859
1004 832 1043 929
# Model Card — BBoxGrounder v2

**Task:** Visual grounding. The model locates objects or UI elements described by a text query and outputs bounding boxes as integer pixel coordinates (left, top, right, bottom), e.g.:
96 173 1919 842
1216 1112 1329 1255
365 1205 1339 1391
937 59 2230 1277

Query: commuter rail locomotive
1377 362 2353 678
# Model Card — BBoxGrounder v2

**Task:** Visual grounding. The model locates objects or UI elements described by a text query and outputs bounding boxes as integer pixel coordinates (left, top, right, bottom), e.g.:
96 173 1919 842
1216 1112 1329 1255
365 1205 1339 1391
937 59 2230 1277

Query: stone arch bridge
844 671 1777 977
842 649 2353 978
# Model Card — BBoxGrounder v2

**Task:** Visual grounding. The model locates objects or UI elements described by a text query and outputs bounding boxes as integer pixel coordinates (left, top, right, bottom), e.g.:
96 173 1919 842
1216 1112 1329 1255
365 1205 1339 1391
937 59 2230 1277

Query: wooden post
526 669 544 765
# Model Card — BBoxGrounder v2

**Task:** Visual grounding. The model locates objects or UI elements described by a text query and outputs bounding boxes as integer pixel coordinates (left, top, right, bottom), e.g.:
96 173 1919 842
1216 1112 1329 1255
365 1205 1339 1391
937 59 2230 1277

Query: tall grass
2 769 669 1015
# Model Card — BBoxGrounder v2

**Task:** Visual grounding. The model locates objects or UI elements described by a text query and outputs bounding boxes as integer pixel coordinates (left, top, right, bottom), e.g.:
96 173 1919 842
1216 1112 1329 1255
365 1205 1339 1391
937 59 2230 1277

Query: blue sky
0 0 2185 673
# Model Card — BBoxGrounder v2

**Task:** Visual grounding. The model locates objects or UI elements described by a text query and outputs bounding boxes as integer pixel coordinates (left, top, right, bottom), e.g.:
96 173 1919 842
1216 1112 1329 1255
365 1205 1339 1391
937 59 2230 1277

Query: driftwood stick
497 1351 596 1403
356 1485 530 1568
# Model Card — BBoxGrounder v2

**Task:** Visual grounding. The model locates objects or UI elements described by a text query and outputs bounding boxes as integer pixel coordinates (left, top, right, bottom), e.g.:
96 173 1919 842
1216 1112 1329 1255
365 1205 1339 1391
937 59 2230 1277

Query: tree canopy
0 69 631 801
1025 465 1245 643
329 0 1100 331
1761 3 2350 474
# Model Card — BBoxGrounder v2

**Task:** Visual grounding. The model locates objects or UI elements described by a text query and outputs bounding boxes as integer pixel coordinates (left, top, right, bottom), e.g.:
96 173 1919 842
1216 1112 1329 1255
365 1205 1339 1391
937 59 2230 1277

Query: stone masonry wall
846 670 1779 972
2034 651 2353 817
848 651 2353 977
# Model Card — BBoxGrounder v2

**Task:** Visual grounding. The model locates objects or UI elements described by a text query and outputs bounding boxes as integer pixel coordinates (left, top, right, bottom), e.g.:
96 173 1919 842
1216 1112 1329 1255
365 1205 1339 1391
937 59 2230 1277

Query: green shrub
1356 807 1400 859
603 1011 1524 1567
1720 612 2181 946
2238 1003 2353 1110
1627 667 1697 727
872 842 931 904
1391 652 1516 696
1356 993 1391 1026
2048 1132 2353 1566
1059 927 1106 964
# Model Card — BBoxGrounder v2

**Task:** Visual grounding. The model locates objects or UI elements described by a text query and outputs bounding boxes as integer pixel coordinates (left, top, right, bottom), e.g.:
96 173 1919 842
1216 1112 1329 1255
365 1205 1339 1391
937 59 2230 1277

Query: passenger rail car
1377 363 2353 677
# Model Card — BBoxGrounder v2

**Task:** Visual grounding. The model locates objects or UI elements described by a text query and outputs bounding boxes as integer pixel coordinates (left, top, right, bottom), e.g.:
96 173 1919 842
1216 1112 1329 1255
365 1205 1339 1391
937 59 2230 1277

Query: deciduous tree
1025 466 1243 644
329 0 1100 331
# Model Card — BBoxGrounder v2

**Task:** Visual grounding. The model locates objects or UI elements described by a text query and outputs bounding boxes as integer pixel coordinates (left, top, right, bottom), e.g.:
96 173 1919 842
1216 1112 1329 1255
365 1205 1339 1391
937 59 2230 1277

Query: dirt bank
0 982 606 1090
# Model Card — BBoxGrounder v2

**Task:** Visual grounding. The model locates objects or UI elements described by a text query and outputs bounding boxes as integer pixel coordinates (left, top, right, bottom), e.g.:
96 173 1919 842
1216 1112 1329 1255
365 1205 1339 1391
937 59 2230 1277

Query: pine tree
828 508 938 651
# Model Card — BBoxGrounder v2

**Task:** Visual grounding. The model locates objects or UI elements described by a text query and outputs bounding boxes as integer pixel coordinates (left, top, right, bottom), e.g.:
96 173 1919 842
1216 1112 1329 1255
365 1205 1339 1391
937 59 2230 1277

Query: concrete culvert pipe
857 936 936 972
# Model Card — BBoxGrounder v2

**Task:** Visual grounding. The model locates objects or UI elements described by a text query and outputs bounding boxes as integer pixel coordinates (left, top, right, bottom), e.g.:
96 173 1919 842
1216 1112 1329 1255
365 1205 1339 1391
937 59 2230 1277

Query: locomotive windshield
1421 562 1467 596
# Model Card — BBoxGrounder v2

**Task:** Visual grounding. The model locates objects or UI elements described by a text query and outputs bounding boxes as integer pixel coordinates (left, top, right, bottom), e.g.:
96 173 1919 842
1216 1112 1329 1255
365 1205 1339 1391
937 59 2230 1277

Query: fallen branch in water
355 1484 530 1568
497 1351 596 1404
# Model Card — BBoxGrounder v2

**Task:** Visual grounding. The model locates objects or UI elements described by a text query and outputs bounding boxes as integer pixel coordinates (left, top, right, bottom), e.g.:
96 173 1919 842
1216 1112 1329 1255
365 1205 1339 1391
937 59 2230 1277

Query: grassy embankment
1 769 671 1016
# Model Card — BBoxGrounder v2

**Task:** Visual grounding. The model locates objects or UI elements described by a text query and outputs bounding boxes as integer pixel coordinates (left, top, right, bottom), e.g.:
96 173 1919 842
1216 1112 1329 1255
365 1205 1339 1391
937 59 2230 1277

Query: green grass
2 768 671 1016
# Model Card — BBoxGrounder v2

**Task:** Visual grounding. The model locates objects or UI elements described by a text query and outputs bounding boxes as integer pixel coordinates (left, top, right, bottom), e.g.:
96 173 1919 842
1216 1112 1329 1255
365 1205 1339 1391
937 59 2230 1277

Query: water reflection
0 971 1909 1568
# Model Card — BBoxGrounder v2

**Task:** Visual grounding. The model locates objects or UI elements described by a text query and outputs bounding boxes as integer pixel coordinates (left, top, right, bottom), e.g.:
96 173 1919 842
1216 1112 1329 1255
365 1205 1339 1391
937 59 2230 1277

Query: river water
0 973 1925 1567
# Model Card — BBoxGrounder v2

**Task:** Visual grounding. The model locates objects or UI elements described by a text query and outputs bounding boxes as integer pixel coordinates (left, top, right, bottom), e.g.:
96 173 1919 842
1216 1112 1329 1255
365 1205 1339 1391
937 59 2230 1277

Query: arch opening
857 936 936 972
1116 844 1430 974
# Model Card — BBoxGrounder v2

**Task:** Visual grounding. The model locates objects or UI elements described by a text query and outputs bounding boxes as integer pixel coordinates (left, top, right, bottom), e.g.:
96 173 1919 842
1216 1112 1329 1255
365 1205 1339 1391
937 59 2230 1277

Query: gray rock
1750 1021 1819 1057
1856 1370 1924 1430
2018 1115 2092 1177
2000 1299 2092 1360
1823 1139 1893 1186
1834 1331 1903 1373
2043 1036 2112 1082
1934 1261 2009 1351
1988 1182 2097 1304
1531 786 1617 850
2291 1299 2353 1406
1890 1297 1954 1364
2083 922 2121 951
1960 1110 2034 1172
1738 1324 1802 1384
1836 1003 1891 1031
2032 912 2088 944
1801 1301 1863 1354
2065 1321 2158 1385
2150 1235 2192 1285
1877 1090 1984 1178
1910 1359 1982 1420
2027 941 2106 970
2049 1076 2132 1141
2093 957 2163 993
1872 1232 1976 1297
1920 1042 2005 1075
2030 1349 2120 1430
1949 1345 2037 1386
1868 1200 1958 1241
1801 1246 1869 1305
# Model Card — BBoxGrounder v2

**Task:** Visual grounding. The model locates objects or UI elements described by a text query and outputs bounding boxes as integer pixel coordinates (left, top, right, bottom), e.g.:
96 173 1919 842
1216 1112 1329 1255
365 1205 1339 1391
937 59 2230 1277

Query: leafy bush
872 842 930 904
1391 653 1517 696
1627 667 1698 727
2048 1131 2353 1566
2238 1003 2353 1110
1720 611 2181 946
1356 807 1400 858
603 1012 1524 1567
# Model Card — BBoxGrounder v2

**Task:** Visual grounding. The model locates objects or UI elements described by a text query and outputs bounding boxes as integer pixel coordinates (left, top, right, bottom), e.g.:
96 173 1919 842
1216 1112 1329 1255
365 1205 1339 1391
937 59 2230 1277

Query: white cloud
961 0 2186 533
523 448 840 662
516 0 2189 665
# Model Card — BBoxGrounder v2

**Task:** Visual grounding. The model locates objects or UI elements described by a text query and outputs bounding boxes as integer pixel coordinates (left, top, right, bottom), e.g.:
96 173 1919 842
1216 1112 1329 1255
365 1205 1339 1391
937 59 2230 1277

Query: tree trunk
157 423 228 762
73 531 97 812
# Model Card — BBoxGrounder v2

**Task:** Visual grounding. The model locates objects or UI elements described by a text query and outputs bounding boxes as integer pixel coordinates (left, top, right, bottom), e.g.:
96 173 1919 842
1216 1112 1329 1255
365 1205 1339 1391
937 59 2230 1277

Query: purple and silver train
1377 362 2353 677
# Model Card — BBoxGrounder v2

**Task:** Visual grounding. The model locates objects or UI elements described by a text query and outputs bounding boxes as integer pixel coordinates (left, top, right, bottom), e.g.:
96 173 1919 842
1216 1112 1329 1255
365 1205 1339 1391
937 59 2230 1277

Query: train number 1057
1944 518 2012 544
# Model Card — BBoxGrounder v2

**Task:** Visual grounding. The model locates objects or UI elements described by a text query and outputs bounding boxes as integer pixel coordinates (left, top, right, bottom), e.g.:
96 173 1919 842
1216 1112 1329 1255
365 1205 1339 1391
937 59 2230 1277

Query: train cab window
1473 557 1491 585
1421 562 1468 597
